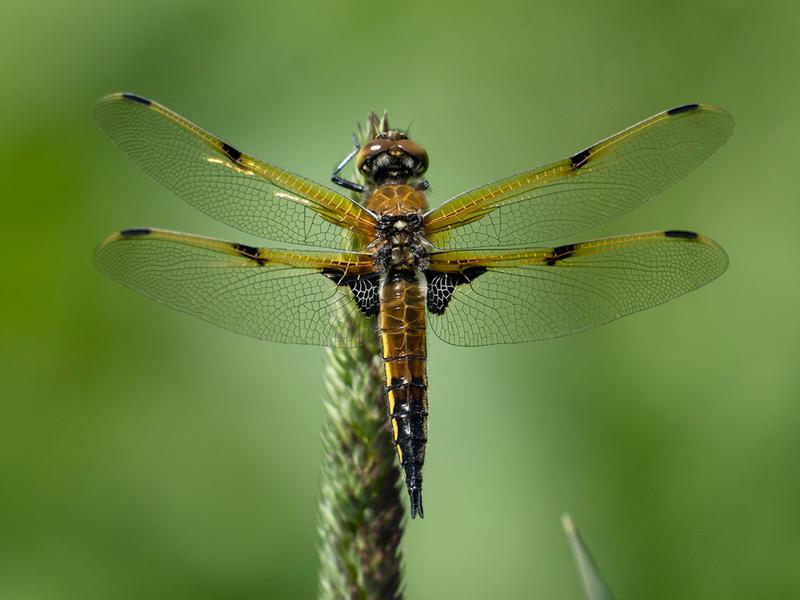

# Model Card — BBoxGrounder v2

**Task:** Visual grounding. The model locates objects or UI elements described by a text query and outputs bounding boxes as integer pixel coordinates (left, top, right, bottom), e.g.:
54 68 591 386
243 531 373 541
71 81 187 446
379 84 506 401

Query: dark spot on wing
556 243 577 258
122 93 151 106
120 227 151 237
545 243 577 266
570 147 592 169
425 266 487 315
664 230 699 239
323 269 380 316
221 142 242 163
666 103 700 116
232 243 266 264
461 266 488 281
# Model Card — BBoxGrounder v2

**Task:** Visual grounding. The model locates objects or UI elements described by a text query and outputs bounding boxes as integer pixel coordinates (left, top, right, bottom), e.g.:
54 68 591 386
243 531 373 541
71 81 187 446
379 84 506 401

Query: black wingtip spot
664 230 699 239
667 103 700 116
120 227 151 237
570 148 592 169
221 142 242 163
122 93 152 106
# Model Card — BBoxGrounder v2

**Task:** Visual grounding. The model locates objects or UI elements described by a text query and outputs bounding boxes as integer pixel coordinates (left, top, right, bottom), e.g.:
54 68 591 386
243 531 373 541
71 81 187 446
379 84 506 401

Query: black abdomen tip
667 103 700 116
664 229 698 239
409 486 424 519
122 93 152 106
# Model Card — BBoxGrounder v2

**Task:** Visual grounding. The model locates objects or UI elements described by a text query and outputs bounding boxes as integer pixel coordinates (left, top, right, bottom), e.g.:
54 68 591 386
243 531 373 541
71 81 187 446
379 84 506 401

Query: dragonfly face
94 94 733 519
356 134 429 185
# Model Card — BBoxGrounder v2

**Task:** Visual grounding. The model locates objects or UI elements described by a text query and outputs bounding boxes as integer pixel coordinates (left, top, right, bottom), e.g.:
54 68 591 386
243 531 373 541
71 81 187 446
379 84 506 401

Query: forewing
426 231 727 346
424 104 733 248
94 93 376 248
95 228 377 346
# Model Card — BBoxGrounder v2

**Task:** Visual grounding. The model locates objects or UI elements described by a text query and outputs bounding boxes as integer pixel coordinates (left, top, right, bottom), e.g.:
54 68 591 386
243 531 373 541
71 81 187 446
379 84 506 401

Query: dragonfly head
356 130 429 185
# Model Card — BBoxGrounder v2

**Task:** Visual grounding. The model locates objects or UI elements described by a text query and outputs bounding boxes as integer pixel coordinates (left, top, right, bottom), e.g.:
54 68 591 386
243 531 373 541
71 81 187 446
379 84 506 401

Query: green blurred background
2 0 798 598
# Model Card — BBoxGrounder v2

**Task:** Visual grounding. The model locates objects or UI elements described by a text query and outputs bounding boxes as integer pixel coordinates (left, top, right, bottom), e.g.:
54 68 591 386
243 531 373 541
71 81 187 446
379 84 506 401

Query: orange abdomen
379 272 428 518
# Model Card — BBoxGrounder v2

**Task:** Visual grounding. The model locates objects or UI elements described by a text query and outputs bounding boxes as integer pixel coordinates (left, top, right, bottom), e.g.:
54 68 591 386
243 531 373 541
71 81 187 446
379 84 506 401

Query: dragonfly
94 93 733 518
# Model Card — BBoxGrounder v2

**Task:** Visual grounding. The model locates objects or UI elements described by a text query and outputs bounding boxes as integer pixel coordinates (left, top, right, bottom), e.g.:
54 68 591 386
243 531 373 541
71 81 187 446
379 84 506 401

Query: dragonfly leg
331 133 365 193
332 175 365 193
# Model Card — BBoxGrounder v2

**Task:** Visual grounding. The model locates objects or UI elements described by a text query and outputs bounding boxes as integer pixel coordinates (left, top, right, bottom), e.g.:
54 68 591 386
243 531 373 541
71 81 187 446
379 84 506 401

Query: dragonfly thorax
374 212 429 273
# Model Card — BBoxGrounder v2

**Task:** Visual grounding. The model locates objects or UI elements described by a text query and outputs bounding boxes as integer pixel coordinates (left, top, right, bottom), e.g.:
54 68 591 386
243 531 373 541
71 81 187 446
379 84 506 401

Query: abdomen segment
379 271 428 518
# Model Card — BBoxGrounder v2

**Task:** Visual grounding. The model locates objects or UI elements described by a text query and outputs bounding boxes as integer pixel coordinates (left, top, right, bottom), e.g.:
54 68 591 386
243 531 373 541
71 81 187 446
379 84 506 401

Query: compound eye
356 139 392 172
396 139 425 159
396 139 429 174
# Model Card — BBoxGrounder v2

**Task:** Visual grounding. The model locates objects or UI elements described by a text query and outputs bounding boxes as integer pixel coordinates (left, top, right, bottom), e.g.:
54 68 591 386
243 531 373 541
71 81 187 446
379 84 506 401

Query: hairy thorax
367 184 431 273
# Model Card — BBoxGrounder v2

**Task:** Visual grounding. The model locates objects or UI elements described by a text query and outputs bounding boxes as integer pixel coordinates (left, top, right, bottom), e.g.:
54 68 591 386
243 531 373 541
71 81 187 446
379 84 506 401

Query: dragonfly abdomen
379 271 428 518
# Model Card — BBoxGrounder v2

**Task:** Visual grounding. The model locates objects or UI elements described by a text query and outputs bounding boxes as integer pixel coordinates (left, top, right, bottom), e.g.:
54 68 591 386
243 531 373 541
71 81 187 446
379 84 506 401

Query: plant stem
316 301 405 600
317 112 406 599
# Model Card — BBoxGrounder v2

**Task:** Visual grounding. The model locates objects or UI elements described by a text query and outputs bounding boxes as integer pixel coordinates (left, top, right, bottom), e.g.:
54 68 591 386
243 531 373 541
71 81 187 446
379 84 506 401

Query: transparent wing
426 230 727 346
95 228 377 346
424 104 733 248
94 93 377 249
